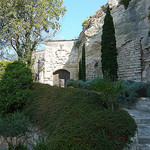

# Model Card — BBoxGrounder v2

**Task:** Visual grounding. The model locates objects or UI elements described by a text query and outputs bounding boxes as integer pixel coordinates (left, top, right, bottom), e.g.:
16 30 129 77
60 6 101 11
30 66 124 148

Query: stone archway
53 69 70 87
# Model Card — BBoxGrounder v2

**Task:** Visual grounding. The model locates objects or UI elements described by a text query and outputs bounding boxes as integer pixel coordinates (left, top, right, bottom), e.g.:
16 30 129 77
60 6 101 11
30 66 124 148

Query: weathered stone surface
78 0 150 82
33 40 78 85
34 0 150 84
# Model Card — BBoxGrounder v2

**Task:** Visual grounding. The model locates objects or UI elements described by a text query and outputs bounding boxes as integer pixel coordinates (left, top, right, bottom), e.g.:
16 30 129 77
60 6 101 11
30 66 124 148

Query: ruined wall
33 40 78 85
78 0 150 82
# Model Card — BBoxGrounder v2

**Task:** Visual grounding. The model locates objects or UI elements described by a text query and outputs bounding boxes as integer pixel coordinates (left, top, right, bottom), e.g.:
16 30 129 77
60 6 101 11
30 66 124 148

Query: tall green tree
101 6 118 81
78 44 86 81
81 44 86 81
0 0 66 66
78 60 82 80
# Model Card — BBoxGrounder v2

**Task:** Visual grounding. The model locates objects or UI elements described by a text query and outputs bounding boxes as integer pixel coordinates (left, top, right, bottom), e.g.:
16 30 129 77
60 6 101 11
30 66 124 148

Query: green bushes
0 112 30 150
25 83 137 150
118 80 150 105
0 61 33 116
120 0 131 9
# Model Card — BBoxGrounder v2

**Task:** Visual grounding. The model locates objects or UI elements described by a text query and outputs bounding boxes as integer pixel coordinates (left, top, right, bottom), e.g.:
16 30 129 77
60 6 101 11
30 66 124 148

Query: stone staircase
124 97 150 150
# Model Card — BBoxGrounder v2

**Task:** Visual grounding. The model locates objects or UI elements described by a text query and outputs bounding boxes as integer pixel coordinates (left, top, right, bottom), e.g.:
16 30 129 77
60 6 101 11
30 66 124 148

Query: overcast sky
54 0 108 40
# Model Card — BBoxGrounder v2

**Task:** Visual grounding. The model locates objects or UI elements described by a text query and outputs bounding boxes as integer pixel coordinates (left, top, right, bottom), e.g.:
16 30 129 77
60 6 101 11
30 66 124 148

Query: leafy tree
0 60 11 79
101 6 118 81
81 44 86 81
0 0 66 66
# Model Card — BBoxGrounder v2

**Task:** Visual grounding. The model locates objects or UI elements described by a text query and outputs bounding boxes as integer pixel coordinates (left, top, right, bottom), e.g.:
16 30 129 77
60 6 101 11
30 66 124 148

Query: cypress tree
78 60 82 80
101 6 118 81
81 44 86 81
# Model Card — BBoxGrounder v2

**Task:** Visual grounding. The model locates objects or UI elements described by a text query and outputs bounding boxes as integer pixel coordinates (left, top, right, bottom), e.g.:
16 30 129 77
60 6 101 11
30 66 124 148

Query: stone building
33 0 150 86
33 39 78 86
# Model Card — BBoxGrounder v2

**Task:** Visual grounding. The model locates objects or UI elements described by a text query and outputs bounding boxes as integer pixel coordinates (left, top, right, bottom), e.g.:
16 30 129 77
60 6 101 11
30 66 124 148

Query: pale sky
54 0 108 40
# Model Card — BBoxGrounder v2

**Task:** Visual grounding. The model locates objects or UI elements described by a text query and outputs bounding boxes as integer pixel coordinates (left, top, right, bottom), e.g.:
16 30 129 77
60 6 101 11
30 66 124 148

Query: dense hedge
0 61 33 116
25 83 137 150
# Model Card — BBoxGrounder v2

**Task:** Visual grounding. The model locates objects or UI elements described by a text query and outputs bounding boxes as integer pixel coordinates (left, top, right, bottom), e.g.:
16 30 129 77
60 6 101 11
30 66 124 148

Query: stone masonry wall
33 40 78 85
78 0 150 82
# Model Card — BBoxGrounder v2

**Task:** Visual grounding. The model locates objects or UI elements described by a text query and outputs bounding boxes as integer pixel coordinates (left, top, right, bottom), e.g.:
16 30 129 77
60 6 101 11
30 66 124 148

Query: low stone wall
0 127 45 150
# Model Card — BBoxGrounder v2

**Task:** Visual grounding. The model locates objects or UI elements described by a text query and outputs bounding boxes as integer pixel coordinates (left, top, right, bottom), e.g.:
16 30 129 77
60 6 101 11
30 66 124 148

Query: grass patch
25 83 137 150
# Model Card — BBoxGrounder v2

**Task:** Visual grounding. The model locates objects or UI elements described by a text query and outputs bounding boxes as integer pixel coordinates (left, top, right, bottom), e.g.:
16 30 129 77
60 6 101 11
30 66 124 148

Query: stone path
124 108 150 150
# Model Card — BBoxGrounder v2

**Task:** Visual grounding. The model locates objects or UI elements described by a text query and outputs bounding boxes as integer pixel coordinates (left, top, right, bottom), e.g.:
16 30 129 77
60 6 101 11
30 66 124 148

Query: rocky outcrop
78 0 150 82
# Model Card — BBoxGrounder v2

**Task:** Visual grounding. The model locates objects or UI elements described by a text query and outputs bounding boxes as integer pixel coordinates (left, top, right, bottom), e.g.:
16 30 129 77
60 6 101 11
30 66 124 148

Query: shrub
25 83 137 150
0 112 30 141
120 0 131 9
8 142 28 150
65 79 75 87
0 61 33 116
90 78 122 110
31 136 49 150
76 80 86 88
84 78 94 89
119 80 149 105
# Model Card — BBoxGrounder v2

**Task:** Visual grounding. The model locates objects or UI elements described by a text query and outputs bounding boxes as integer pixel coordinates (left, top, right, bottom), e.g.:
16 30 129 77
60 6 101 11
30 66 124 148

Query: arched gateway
53 69 70 87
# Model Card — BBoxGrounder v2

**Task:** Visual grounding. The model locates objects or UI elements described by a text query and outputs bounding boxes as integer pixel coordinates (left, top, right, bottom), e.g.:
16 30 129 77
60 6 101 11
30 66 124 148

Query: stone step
136 118 150 124
138 136 150 144
137 124 150 136
139 144 150 150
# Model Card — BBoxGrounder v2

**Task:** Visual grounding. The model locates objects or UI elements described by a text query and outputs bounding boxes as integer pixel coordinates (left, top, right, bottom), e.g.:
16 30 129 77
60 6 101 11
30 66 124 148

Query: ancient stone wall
33 40 78 85
78 0 150 82
34 0 150 84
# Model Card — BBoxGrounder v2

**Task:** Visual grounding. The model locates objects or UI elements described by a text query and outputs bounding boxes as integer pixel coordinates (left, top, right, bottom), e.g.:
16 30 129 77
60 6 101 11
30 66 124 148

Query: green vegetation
0 112 30 150
90 78 122 110
0 60 12 79
101 6 118 81
120 0 131 9
118 80 150 105
78 44 86 81
0 0 66 66
25 83 137 150
0 61 33 116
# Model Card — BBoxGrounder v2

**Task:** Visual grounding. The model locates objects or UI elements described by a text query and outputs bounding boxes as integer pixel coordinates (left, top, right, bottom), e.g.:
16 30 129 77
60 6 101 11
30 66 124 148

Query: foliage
85 78 94 89
0 112 30 139
65 79 75 87
25 83 137 150
31 136 49 150
0 0 66 66
78 60 82 80
81 44 86 81
76 80 86 88
120 0 131 9
101 6 118 81
8 142 28 150
90 78 123 110
118 80 150 105
78 44 86 81
0 60 12 79
0 61 33 116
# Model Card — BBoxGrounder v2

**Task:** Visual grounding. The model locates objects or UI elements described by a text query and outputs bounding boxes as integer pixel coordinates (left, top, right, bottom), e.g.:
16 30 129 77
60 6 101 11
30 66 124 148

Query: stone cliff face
78 0 150 82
